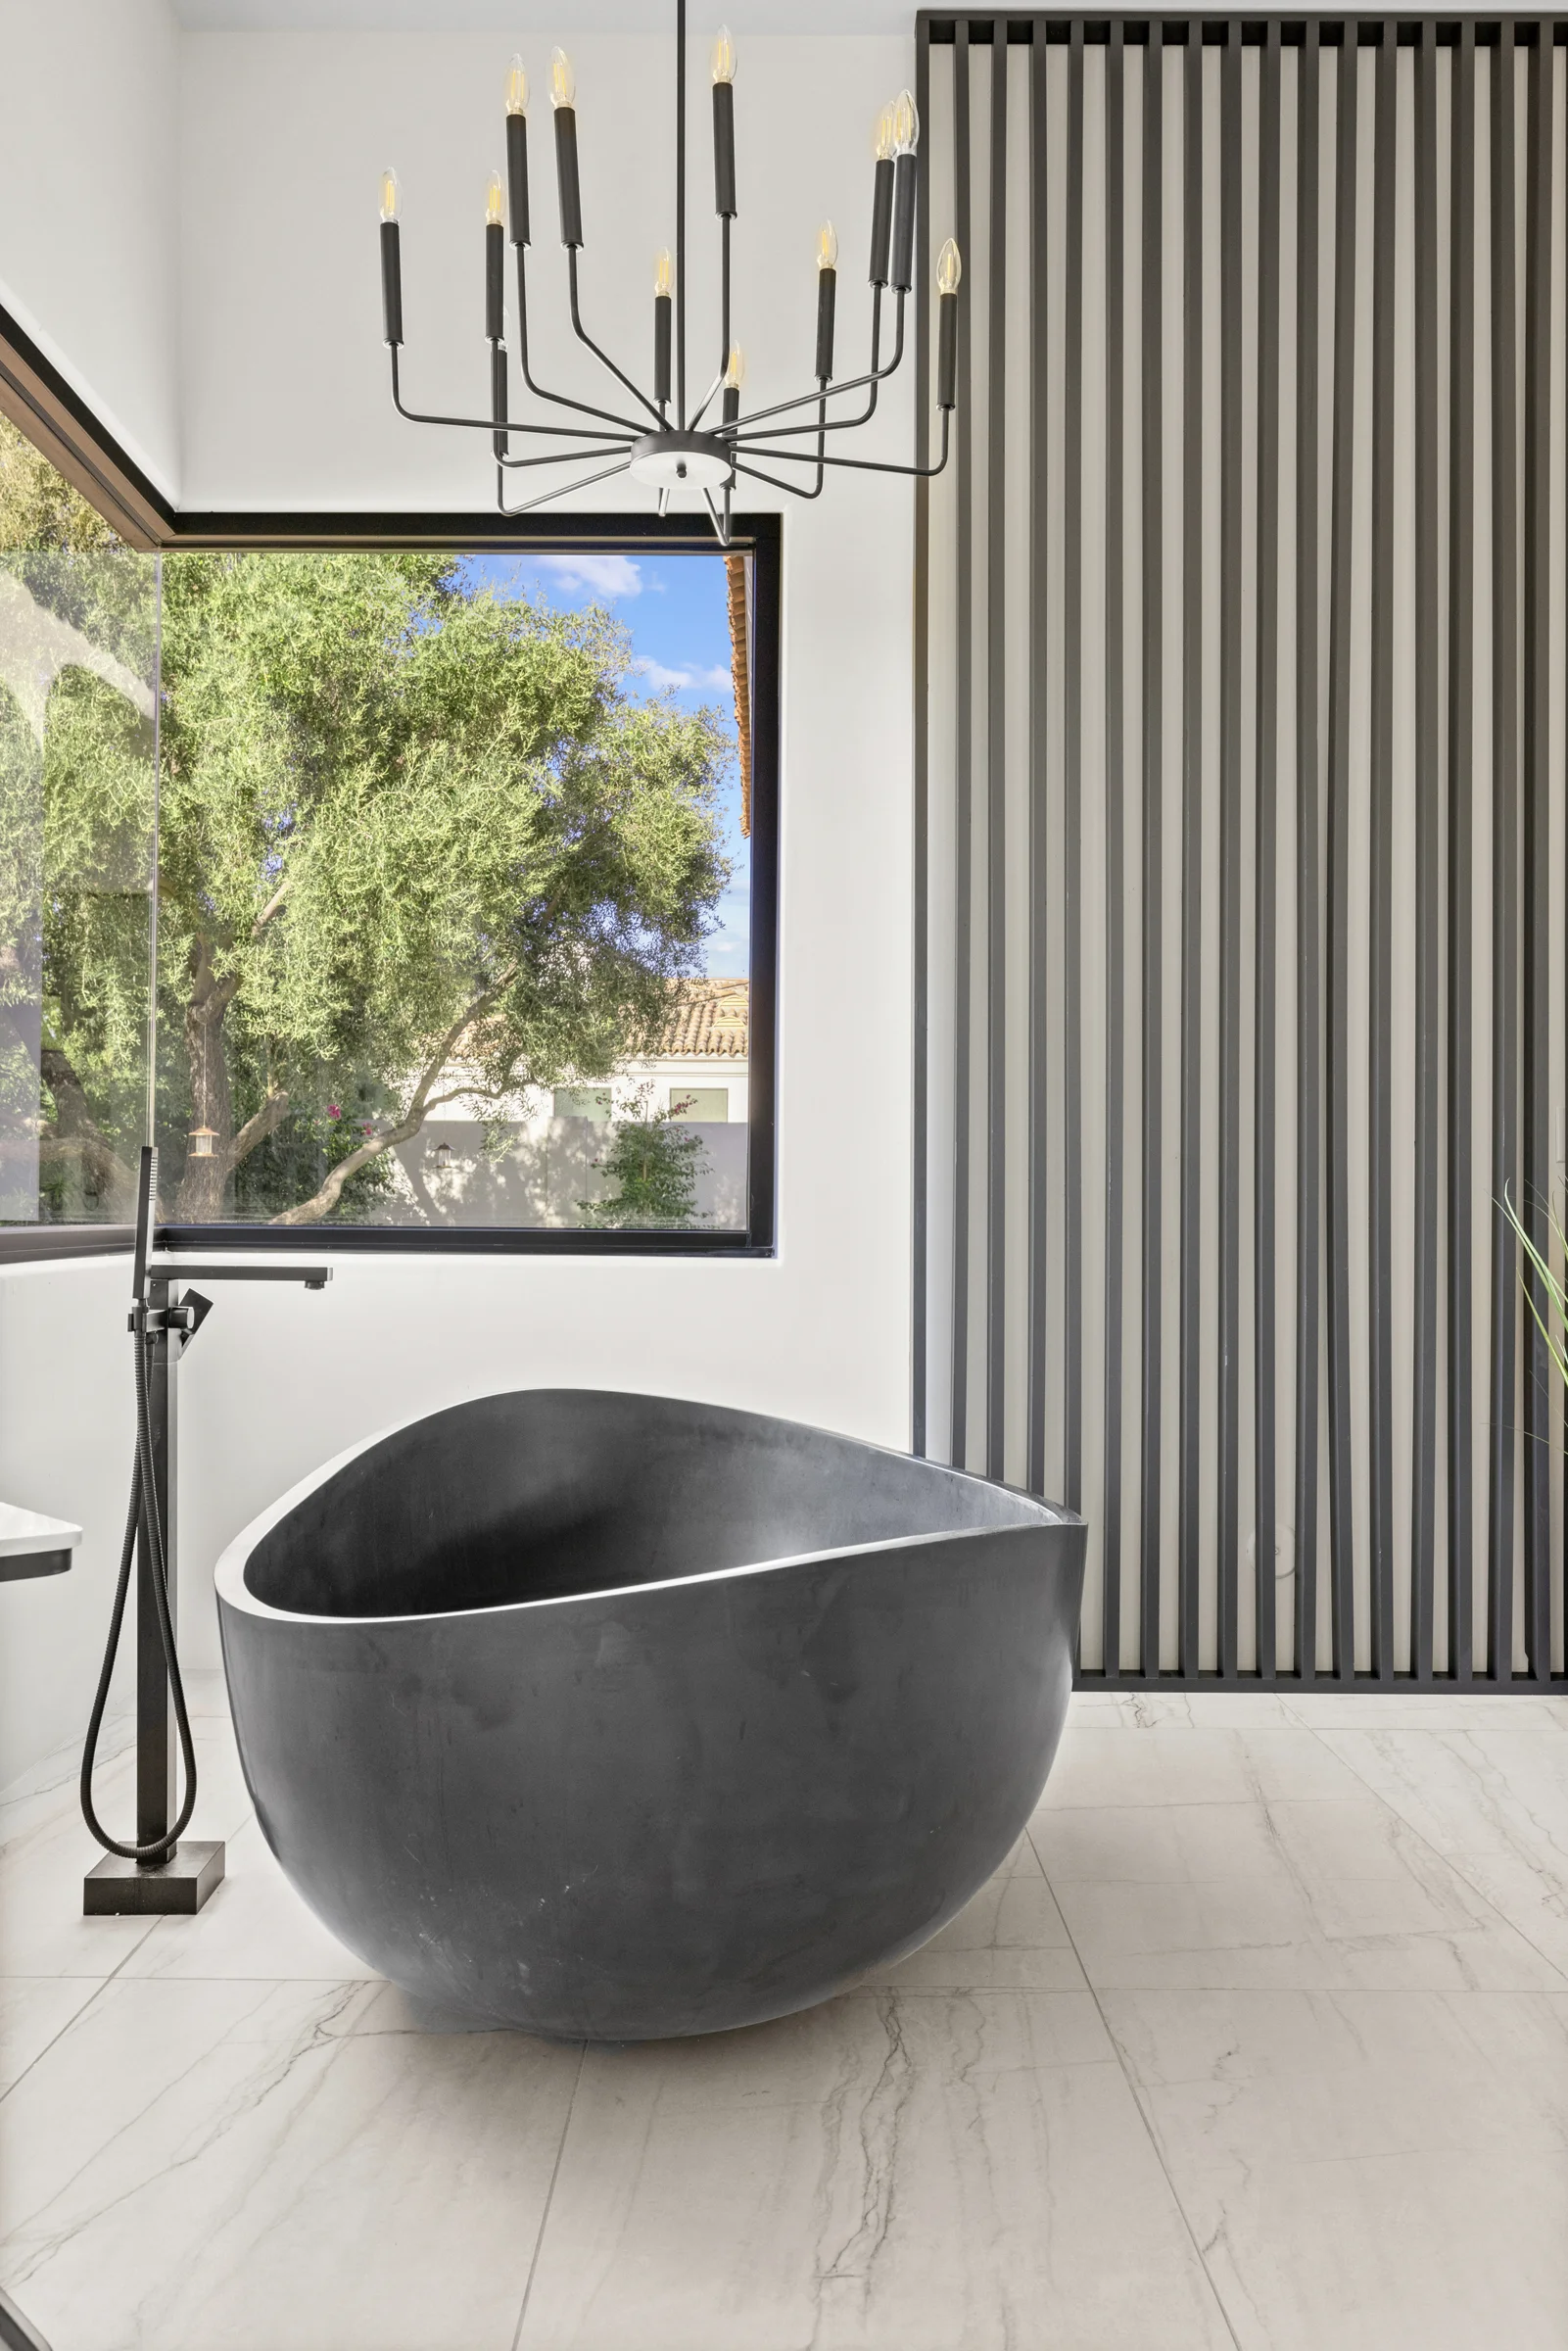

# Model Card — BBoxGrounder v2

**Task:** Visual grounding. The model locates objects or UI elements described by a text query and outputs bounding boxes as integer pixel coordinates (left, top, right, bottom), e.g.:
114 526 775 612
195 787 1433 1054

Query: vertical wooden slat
912 20 933 1460
1026 24 1051 1499
1522 18 1554 1678
1411 16 1441 1682
1369 23 1398 1679
951 22 974 1471
1295 19 1323 1681
1139 23 1164 1673
1326 21 1360 1680
1448 16 1477 1683
1219 21 1244 1680
1103 18 1127 1676
1063 22 1085 1511
1178 23 1204 1677
1488 18 1519 1682
985 26 1010 1485
923 11 1567 1694
1255 18 1283 1680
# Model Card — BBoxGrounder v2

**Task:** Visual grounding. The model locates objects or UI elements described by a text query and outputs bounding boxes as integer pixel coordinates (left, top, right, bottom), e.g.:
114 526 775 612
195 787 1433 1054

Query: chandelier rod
733 411 952 480
567 253 666 428
676 0 688 426
499 456 633 519
516 251 648 433
389 349 638 442
714 302 907 437
726 304 904 441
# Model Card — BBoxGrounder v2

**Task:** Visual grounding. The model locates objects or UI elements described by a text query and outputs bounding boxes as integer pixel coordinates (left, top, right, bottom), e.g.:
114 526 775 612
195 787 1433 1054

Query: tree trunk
175 936 238 1218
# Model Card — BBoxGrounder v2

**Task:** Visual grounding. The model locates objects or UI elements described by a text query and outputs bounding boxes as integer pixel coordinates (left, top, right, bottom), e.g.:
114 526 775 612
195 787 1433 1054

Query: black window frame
0 304 780 1263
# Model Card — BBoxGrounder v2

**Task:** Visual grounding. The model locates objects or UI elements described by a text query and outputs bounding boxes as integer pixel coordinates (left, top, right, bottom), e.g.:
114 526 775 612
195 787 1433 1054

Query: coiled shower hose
78 1302 197 1865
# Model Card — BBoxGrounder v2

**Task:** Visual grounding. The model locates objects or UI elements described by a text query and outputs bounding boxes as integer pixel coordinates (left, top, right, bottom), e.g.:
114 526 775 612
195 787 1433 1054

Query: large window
0 413 777 1256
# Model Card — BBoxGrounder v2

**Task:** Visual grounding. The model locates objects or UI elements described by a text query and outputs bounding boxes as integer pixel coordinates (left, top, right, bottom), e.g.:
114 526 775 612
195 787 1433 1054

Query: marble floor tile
1101 1988 1568 2351
1069 1693 1300 1728
0 1712 135 1847
120 1817 380 1984
865 1870 1087 1991
516 1987 1234 2351
0 1978 101 2095
1319 1726 1568 1976
1033 1797 1568 1991
1283 1692 1568 1731
0 1974 582 2351
0 1724 256 1979
1037 1724 1367 1811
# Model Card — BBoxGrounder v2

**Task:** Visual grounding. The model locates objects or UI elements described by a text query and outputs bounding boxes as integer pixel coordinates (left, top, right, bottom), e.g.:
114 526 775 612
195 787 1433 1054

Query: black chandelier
375 0 961 544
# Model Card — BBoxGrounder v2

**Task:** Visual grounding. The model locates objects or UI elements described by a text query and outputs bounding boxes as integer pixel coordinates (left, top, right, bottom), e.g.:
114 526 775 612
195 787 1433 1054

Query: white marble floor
3 1680 1567 2350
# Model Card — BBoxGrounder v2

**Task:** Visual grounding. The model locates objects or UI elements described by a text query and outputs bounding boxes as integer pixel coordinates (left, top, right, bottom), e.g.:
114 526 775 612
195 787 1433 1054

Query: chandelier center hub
628 430 735 492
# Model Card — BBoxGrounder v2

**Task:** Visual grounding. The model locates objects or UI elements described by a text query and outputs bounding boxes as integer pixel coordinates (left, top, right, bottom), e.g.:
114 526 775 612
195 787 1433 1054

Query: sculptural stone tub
216 1390 1086 2041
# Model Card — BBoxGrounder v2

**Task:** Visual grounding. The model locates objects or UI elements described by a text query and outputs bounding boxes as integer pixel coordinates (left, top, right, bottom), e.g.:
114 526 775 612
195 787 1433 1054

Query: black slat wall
915 12 1568 1688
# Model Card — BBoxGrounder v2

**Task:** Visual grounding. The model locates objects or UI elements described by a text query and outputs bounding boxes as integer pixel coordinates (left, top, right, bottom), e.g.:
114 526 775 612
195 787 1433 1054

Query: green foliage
581 1085 710 1229
1499 1185 1568 1395
0 417 732 1225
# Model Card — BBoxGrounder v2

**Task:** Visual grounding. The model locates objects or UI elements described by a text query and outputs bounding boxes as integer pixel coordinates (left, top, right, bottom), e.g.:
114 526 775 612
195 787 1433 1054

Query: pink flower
326 1104 341 1120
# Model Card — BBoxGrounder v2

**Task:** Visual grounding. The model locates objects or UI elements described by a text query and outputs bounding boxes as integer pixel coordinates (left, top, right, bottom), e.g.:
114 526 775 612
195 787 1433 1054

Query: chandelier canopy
375 0 961 544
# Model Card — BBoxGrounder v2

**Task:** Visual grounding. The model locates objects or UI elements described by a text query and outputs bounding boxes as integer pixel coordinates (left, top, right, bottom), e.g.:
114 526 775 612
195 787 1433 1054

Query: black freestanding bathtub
216 1390 1086 2041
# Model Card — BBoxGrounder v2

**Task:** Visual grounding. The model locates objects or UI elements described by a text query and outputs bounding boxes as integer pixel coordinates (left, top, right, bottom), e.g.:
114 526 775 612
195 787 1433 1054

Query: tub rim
214 1386 1082 1632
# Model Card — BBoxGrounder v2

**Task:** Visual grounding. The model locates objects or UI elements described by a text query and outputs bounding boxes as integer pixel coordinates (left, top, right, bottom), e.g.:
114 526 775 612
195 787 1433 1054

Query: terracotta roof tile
652 978 748 1059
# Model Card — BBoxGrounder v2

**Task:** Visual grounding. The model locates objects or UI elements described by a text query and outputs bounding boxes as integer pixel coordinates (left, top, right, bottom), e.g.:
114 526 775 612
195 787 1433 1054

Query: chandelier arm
496 456 634 519
731 385 830 501
736 409 952 480
687 366 729 434
688 216 732 432
499 442 634 472
676 0 688 424
513 248 651 435
567 252 668 429
717 292 907 438
702 487 730 547
389 347 630 441
732 459 824 500
729 289 893 442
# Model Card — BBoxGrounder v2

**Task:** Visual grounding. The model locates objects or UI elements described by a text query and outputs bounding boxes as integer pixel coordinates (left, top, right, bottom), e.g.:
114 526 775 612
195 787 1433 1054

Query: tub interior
242 1390 1057 1619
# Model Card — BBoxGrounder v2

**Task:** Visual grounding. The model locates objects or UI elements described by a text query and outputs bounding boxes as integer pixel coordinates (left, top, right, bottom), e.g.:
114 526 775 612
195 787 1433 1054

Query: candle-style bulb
379 167 400 223
550 47 575 108
874 103 896 163
653 247 674 299
936 236 962 296
817 219 839 271
505 55 528 117
722 341 744 424
711 25 736 84
485 169 505 228
891 89 920 155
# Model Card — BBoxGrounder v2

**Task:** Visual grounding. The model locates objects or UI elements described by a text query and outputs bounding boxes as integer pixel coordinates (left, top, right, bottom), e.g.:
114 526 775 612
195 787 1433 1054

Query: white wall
0 24 919 1747
0 1258 136 1787
0 1 182 499
166 27 919 1667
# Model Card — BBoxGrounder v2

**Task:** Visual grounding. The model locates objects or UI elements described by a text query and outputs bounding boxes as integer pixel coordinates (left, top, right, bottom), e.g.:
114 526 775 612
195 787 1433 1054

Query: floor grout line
1024 1817 1247 2351
2 1724 258 2107
1291 1722 1568 1991
507 2039 588 2351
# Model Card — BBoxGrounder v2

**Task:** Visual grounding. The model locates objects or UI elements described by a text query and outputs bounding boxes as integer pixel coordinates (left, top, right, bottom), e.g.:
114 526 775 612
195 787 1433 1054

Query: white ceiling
171 2 918 29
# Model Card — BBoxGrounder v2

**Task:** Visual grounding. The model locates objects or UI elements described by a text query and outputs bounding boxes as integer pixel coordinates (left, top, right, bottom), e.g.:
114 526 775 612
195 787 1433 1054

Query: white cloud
532 553 644 600
634 656 735 694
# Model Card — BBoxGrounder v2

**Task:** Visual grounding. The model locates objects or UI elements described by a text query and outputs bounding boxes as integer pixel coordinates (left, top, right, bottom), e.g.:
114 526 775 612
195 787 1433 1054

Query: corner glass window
0 420 156 1231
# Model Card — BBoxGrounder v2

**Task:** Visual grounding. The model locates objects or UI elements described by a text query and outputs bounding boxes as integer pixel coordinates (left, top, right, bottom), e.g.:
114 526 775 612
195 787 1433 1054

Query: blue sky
467 551 749 980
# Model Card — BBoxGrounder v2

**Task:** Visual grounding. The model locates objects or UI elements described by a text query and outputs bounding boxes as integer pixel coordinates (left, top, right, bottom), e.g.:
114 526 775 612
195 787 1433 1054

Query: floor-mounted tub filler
216 1390 1085 2041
